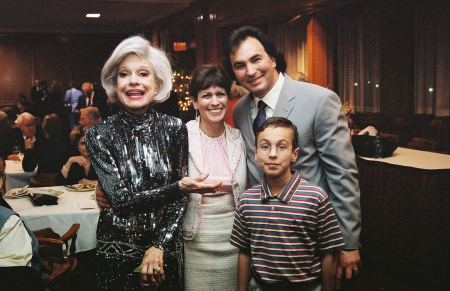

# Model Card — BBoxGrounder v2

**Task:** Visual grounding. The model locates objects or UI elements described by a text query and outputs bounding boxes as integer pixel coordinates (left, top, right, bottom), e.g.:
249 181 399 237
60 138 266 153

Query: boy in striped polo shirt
230 117 345 291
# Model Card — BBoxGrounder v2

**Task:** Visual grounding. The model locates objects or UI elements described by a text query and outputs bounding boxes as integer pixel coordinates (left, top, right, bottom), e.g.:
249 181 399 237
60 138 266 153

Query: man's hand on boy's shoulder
336 249 361 289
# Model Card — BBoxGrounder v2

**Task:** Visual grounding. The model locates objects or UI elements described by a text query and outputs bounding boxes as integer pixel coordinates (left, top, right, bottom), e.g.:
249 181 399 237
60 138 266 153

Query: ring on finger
155 267 161 273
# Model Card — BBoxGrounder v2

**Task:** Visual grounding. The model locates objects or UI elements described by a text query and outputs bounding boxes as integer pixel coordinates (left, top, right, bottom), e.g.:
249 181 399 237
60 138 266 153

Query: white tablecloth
4 160 37 192
357 147 450 170
6 186 100 253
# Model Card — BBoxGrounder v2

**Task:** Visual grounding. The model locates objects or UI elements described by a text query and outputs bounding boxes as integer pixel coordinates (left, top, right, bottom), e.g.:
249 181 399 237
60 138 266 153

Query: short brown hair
42 114 62 137
255 117 299 150
70 127 86 148
190 64 232 101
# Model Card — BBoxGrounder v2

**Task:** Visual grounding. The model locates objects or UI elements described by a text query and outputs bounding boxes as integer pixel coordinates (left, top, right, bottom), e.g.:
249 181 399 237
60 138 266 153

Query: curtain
268 17 308 77
159 28 170 53
415 3 450 116
337 8 380 113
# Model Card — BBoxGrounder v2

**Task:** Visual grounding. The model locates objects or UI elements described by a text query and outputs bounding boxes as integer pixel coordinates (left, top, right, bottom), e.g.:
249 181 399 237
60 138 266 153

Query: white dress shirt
251 72 285 120
23 135 36 143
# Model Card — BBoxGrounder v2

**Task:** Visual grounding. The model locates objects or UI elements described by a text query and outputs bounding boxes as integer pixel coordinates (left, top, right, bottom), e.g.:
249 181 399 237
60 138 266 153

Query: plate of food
66 183 96 192
4 187 29 199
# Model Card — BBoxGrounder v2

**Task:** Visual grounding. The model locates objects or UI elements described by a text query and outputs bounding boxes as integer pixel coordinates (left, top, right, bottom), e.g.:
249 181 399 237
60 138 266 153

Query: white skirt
184 193 238 291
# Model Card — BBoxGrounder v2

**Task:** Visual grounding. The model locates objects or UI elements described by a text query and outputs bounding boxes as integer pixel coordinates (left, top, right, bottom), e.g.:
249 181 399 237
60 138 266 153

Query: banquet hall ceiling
0 0 195 34
0 0 368 34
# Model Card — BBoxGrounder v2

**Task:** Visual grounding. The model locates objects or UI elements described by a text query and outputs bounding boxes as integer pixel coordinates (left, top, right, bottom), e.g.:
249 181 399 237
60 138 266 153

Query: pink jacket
183 119 247 240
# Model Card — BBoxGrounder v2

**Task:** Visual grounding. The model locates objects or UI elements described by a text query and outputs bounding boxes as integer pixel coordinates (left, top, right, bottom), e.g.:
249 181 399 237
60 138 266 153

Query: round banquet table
6 186 100 253
4 160 37 192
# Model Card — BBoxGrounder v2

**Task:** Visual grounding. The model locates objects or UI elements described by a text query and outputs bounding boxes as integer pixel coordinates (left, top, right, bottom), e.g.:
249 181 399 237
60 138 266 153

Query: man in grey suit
224 26 361 288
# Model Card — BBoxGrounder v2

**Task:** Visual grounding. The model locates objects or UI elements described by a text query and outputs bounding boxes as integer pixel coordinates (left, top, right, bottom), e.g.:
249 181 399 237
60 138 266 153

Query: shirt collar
23 135 36 142
253 72 284 110
260 170 302 203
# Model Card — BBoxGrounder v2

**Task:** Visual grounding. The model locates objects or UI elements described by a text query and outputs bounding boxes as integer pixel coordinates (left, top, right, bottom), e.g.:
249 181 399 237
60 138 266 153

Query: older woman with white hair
85 35 221 291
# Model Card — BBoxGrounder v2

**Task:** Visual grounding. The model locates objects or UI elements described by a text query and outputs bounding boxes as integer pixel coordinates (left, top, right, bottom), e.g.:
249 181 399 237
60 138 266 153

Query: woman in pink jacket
183 65 247 291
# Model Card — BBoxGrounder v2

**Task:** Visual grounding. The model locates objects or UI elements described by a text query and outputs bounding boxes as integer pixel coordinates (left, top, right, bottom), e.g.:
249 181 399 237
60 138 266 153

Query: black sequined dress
85 108 188 291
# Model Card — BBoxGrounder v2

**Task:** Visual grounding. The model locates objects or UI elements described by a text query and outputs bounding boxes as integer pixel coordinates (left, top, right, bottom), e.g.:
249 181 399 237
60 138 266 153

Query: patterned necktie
253 100 267 135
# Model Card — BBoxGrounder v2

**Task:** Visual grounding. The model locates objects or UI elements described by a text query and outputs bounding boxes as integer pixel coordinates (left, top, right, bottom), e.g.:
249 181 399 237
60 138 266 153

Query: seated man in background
0 198 46 291
70 107 102 142
79 107 102 129
22 114 72 174
5 113 43 161
0 107 18 129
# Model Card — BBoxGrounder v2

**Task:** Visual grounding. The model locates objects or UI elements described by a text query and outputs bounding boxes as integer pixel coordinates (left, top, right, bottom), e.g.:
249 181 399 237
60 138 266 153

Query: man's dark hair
255 117 299 150
190 64 232 101
223 26 287 84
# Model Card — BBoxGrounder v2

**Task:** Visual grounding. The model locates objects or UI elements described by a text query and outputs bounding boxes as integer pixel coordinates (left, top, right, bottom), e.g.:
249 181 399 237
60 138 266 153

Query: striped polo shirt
230 171 345 284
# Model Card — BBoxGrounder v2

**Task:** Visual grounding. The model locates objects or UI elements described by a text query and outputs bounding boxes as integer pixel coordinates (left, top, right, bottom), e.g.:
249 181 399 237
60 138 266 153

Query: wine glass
13 146 20 163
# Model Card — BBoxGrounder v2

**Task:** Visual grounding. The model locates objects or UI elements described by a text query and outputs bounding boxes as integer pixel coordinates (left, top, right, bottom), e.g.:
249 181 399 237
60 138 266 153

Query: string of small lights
172 71 192 111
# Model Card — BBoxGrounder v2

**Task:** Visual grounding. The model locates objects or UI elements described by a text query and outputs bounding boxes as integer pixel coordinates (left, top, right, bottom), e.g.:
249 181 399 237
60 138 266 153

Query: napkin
78 201 98 209
358 126 377 136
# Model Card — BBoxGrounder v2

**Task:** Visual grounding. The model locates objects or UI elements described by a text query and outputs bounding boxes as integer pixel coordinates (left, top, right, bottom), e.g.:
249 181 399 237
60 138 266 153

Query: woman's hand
141 247 165 286
179 173 223 194
78 178 97 184
69 156 89 167
25 138 34 150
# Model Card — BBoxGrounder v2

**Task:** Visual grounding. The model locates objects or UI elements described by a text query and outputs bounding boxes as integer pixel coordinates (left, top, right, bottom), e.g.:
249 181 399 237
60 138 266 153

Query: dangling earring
195 109 199 121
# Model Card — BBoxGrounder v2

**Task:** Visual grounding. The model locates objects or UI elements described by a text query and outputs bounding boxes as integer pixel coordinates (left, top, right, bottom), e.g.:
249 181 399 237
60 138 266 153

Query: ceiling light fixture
289 15 301 22
86 14 101 18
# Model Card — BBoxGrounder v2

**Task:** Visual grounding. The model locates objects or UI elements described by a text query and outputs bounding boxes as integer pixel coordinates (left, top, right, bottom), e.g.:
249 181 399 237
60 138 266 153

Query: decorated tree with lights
172 70 191 112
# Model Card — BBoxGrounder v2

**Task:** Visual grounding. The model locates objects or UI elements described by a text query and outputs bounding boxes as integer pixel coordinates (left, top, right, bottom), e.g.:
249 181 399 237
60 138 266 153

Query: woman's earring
195 109 199 121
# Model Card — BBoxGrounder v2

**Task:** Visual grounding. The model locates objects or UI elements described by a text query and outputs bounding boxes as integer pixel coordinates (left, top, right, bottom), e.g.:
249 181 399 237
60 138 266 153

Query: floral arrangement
342 102 355 128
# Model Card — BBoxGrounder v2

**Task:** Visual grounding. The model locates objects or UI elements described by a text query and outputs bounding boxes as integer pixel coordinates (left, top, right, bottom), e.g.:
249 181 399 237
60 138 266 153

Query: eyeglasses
256 145 292 154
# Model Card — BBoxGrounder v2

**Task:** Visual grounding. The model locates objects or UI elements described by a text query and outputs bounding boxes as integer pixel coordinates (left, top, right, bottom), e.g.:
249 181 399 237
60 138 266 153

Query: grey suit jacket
232 75 361 249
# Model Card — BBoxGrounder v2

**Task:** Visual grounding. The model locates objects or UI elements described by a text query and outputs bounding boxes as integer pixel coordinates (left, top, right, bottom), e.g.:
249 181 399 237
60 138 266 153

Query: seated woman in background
55 129 97 186
22 114 72 174
13 95 32 116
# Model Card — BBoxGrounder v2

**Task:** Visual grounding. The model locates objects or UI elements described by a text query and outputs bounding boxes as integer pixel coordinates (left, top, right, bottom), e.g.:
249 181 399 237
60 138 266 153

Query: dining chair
32 223 80 291
380 133 399 144
407 137 436 151
29 173 57 187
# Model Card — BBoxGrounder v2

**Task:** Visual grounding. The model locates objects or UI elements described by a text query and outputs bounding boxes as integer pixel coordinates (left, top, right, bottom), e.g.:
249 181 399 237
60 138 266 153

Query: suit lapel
240 94 256 144
273 76 295 118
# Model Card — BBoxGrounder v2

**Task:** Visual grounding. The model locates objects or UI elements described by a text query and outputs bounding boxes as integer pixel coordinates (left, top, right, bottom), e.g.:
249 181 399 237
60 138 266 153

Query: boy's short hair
255 117 299 150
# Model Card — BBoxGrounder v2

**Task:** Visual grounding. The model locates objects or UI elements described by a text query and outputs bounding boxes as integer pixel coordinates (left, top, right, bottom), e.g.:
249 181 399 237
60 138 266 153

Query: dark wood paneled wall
0 43 33 106
0 34 127 107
